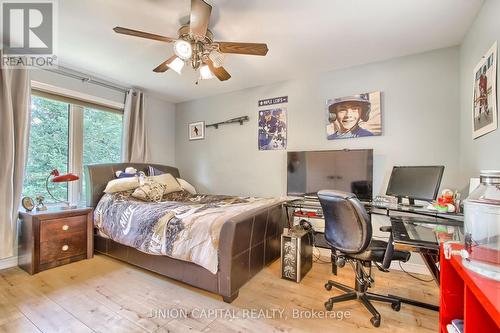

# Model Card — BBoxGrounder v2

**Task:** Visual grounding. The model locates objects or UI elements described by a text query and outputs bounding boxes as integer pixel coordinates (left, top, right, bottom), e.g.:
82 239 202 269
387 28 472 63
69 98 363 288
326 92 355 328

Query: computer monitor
386 166 445 206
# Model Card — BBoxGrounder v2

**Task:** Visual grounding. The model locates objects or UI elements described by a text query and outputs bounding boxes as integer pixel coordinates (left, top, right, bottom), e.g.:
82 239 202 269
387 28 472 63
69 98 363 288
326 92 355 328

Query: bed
85 163 285 303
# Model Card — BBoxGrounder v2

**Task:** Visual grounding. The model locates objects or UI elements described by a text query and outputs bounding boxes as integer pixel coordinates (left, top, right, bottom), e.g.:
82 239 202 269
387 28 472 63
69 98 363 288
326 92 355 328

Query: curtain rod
42 66 130 93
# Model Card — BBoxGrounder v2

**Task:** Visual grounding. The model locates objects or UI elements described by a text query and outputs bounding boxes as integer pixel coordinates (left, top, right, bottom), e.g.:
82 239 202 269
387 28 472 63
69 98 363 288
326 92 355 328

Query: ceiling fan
113 0 269 82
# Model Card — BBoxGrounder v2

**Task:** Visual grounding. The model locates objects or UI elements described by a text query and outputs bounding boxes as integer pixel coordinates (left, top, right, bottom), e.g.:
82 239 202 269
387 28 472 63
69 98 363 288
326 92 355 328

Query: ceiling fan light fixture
167 57 185 74
173 39 193 60
199 64 214 80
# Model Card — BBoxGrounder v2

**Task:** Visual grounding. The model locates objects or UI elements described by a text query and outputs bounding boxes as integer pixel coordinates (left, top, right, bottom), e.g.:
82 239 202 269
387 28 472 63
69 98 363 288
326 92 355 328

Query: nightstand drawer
40 234 87 264
40 215 87 242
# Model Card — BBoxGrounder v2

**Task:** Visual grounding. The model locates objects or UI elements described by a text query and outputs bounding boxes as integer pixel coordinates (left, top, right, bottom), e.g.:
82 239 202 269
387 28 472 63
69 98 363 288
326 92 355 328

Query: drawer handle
62 225 69 231
62 245 69 251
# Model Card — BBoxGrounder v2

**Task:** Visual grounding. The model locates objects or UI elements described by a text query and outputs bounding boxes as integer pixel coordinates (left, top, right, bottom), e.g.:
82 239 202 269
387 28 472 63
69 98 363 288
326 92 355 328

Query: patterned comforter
94 191 283 274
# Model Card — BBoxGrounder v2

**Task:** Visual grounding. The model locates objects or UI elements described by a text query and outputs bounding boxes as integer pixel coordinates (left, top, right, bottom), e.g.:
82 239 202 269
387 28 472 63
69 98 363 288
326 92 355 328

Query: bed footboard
218 202 285 302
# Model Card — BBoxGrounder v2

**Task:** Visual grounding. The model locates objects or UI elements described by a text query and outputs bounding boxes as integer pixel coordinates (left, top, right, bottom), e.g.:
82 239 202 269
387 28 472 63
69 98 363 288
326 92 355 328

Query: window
82 107 123 199
22 94 123 205
23 96 69 203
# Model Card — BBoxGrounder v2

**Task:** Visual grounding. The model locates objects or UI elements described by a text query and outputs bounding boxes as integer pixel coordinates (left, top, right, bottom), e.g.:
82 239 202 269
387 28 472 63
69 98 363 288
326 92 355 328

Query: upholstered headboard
84 163 180 207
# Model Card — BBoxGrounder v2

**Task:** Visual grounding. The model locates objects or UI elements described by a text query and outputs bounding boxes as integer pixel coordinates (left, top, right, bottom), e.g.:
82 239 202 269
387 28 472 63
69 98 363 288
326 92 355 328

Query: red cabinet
439 243 500 332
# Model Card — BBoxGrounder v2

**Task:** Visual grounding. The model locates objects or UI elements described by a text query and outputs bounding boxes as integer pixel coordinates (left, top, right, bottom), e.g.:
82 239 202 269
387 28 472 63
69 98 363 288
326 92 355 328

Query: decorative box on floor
281 228 313 282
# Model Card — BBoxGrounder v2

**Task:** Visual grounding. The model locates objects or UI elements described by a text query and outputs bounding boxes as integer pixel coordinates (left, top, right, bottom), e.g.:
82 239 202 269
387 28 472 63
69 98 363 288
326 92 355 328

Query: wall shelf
206 116 249 129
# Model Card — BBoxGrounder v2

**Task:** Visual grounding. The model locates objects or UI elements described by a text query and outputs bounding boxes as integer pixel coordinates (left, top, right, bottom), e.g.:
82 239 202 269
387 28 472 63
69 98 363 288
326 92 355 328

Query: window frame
29 81 125 205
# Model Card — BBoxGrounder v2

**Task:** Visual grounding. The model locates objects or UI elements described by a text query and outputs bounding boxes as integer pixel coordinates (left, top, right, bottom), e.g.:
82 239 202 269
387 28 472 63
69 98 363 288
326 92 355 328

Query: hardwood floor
0 255 438 332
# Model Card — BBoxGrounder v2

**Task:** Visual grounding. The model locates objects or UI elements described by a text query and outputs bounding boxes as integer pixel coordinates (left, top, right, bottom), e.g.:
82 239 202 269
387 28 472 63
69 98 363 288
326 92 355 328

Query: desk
390 216 463 286
366 201 464 222
285 198 461 312
285 199 464 282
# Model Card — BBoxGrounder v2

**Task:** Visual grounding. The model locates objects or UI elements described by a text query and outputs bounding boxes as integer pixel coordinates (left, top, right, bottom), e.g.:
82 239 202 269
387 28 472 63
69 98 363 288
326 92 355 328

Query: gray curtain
122 89 149 162
0 57 31 259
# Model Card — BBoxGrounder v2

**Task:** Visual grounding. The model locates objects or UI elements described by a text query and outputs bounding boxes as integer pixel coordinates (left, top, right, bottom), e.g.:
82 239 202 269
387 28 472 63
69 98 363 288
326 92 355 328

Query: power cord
398 261 434 282
313 246 331 264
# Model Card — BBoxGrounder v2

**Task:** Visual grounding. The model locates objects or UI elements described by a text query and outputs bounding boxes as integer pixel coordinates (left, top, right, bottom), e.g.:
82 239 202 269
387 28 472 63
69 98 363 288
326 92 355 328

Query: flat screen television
287 149 373 200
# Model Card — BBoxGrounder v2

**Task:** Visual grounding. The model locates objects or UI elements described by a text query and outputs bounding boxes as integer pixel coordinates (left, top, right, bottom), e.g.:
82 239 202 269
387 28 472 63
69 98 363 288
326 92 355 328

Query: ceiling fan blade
205 58 231 81
113 27 175 43
153 55 178 72
189 0 212 38
216 42 269 56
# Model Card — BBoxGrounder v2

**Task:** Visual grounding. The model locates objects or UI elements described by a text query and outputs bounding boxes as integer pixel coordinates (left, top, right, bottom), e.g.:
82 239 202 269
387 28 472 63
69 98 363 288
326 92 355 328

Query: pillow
115 167 139 178
117 172 139 179
132 180 165 202
148 166 164 176
104 177 140 193
177 178 197 195
148 173 182 194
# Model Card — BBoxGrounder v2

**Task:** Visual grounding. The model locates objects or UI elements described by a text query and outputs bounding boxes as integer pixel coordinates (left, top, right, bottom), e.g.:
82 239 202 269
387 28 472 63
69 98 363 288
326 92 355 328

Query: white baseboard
315 247 430 276
389 261 431 276
0 256 18 270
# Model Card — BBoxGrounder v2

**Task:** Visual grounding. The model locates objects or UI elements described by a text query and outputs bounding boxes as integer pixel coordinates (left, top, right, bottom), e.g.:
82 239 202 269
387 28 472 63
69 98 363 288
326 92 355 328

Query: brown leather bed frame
85 163 285 303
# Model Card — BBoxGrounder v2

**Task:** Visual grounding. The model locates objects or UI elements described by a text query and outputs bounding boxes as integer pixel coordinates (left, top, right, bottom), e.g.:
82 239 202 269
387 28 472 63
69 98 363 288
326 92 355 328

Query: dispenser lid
480 170 500 177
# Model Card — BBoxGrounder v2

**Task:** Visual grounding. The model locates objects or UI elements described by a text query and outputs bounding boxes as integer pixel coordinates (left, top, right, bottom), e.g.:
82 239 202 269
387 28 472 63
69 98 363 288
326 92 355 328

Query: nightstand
18 207 93 274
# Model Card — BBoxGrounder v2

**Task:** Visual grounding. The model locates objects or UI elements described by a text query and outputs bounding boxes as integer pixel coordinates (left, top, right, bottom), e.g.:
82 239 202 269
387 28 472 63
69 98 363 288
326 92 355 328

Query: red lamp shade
52 173 79 183
49 169 79 183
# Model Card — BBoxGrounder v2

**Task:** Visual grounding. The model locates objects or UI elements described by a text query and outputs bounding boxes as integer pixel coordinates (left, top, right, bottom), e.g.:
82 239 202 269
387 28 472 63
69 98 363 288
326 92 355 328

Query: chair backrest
317 190 372 254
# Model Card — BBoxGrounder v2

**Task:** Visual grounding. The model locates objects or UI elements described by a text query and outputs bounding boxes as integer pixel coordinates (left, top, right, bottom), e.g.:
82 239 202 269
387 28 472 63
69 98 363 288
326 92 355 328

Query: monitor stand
397 197 424 208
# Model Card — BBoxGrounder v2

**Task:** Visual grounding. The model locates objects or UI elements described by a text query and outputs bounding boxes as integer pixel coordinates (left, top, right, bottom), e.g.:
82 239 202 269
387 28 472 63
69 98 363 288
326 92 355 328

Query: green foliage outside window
82 107 123 199
22 96 69 203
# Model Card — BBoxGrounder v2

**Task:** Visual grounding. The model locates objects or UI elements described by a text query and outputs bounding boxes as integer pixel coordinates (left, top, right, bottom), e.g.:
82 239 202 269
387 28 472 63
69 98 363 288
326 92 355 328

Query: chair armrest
379 226 392 233
381 227 394 270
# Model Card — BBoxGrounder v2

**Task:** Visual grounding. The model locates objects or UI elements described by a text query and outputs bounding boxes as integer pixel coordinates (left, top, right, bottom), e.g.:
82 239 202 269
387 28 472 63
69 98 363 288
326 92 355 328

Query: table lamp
46 169 79 209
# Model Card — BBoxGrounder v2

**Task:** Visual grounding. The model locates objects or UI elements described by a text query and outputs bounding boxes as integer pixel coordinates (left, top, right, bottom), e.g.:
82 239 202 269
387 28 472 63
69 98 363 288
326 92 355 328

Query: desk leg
285 206 292 229
387 294 439 312
421 253 440 286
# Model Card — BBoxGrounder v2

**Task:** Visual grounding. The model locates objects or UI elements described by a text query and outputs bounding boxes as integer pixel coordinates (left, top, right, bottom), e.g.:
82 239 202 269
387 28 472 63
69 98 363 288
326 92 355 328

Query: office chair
317 190 411 327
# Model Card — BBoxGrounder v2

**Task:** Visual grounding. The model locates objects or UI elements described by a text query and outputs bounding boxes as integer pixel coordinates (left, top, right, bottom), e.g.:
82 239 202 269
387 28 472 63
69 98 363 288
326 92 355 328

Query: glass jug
463 170 500 280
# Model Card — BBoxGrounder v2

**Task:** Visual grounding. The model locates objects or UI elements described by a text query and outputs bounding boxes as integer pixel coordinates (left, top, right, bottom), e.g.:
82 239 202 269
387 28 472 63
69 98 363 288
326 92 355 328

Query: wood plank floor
0 255 438 332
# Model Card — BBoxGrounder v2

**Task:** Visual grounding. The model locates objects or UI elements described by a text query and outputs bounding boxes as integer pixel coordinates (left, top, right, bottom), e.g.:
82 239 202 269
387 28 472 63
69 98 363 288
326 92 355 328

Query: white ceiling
57 0 483 103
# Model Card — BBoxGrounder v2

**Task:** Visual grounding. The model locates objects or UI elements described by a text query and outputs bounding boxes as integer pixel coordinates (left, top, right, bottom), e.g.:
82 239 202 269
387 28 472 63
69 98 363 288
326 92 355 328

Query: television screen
287 149 373 200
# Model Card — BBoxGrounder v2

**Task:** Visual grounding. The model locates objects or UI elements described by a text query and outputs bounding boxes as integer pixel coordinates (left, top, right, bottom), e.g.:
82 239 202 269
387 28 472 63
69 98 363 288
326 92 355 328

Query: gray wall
176 47 461 197
459 0 500 190
30 69 176 166
144 95 176 166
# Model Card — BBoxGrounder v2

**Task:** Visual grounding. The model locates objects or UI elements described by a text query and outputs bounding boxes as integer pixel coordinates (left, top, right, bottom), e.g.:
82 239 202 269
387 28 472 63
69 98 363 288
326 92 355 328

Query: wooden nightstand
18 207 93 274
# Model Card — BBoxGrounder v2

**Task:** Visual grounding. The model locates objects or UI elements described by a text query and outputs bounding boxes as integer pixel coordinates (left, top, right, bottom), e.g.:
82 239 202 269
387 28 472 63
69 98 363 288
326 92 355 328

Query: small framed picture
188 121 205 140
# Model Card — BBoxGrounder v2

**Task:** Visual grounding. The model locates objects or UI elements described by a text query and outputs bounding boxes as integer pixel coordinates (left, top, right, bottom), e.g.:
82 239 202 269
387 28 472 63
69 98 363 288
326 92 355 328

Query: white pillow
104 177 140 193
149 173 182 194
131 180 165 202
177 178 197 195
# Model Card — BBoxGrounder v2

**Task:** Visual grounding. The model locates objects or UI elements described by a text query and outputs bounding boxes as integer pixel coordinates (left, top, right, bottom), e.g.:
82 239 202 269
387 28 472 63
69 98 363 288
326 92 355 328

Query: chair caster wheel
324 301 333 311
324 283 332 291
391 302 401 311
370 316 381 327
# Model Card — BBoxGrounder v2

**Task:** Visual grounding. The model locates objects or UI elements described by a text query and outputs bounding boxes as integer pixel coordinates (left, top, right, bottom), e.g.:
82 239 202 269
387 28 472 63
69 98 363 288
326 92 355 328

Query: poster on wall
258 108 287 150
326 91 382 140
472 41 497 139
188 121 205 140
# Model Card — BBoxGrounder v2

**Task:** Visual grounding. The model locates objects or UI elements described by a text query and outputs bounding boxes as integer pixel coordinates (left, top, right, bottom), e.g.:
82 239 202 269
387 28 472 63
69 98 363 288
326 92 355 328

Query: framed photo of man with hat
326 91 382 140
